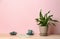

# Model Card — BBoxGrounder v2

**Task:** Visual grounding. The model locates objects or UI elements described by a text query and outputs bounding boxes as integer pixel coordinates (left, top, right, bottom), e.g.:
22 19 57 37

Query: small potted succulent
27 30 34 35
35 9 58 36
10 31 17 36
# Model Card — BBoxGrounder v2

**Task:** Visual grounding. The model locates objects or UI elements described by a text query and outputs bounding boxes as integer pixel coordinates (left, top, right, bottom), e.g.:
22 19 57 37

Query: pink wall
0 0 60 34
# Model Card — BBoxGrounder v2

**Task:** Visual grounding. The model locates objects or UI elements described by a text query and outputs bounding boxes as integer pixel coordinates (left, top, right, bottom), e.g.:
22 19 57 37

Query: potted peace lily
35 9 58 36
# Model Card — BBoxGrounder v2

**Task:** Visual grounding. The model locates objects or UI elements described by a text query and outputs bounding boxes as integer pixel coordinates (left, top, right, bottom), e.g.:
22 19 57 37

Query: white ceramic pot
39 26 48 36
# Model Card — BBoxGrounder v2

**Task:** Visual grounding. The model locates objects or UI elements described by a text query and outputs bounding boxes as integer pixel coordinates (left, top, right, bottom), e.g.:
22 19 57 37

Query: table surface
0 34 60 39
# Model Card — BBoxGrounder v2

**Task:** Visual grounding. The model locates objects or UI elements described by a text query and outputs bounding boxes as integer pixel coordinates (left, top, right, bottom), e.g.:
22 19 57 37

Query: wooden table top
0 34 60 39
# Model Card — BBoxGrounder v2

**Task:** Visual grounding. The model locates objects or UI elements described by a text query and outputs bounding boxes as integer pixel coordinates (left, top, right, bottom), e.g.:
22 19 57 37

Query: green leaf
51 23 56 26
37 22 41 25
39 9 44 20
44 10 50 18
47 10 50 13
49 18 53 20
52 20 59 22
35 18 40 22
48 15 53 17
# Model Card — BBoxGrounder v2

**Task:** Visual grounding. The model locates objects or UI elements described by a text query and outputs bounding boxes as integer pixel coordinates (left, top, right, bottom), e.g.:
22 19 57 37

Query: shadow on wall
48 25 55 35
48 22 60 35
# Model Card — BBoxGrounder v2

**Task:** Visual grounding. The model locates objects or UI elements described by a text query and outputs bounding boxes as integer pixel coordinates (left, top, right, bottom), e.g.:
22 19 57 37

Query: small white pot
39 26 48 36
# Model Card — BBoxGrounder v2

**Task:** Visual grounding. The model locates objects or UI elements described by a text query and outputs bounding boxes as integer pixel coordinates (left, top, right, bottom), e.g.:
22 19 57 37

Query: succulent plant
10 31 17 36
35 9 59 27
27 30 34 35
